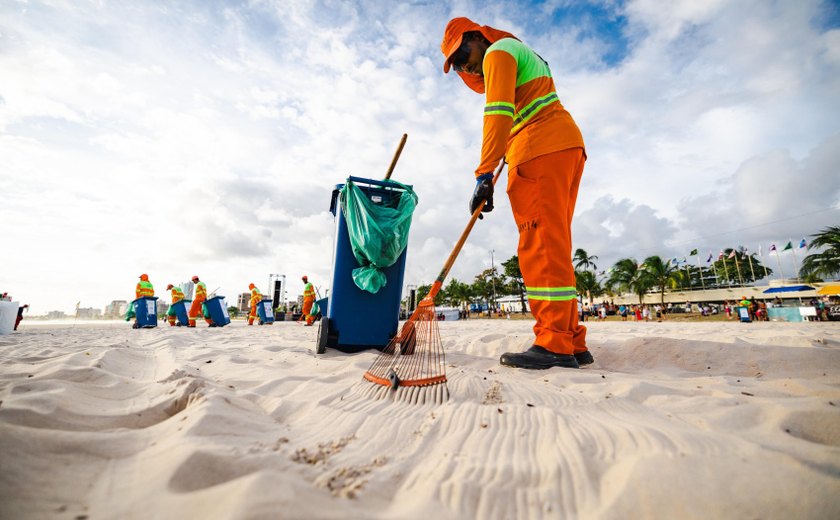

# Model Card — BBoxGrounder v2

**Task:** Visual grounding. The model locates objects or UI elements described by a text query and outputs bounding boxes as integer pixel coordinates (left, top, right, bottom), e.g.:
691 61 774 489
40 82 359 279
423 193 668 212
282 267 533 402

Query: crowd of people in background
572 295 837 323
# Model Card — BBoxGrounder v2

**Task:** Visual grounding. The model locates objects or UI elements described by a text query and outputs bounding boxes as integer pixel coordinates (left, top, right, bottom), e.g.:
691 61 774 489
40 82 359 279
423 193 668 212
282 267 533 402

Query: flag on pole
75 301 80 310
718 251 724 260
783 241 793 251
743 248 749 256
728 250 736 259
769 243 777 252
799 238 807 248
706 251 713 263
689 249 698 256
758 244 763 257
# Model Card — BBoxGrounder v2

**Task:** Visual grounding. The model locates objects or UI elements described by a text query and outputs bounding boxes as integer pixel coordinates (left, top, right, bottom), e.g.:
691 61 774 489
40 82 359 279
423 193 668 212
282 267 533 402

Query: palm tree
573 248 599 272
642 255 681 307
800 226 840 280
575 270 602 304
444 279 473 310
606 258 652 304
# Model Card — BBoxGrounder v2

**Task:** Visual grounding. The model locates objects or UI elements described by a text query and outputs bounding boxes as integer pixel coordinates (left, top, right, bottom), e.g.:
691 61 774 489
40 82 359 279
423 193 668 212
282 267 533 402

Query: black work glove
469 173 494 219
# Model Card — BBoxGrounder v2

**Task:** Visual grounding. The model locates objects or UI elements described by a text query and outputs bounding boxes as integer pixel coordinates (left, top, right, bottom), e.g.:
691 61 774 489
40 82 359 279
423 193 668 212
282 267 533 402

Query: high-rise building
237 293 250 313
76 307 101 319
104 300 128 319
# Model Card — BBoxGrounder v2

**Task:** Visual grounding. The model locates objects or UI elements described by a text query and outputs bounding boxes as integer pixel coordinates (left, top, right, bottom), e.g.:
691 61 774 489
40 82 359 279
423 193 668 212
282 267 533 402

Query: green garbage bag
339 179 418 294
125 302 136 321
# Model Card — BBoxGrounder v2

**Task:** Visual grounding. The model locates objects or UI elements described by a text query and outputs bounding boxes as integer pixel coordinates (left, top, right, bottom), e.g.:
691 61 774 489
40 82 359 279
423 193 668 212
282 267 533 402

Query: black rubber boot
575 350 594 365
500 345 579 369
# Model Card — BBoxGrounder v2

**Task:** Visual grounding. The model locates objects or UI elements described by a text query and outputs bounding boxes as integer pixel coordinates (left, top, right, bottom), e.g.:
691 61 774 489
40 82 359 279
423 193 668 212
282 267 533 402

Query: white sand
1 319 839 519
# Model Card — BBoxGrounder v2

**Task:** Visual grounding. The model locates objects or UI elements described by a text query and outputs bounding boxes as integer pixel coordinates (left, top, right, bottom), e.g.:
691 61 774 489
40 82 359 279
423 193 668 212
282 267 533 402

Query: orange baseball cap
139 274 149 281
441 17 481 73
440 17 518 93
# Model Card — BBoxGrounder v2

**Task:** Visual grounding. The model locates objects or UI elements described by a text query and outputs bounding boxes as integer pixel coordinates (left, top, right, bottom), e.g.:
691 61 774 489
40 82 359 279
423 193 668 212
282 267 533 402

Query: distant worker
248 283 262 325
299 275 316 326
137 274 155 299
165 284 185 326
128 274 155 327
14 304 29 330
189 276 212 327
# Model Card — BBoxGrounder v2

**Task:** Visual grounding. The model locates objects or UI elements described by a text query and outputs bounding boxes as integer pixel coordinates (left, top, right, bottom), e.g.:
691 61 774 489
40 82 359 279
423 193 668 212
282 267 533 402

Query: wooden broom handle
384 134 408 180
427 157 507 300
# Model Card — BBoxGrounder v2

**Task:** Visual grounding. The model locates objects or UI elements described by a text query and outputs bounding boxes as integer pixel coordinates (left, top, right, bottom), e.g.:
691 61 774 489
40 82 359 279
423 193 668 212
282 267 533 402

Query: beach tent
817 285 840 295
762 285 815 294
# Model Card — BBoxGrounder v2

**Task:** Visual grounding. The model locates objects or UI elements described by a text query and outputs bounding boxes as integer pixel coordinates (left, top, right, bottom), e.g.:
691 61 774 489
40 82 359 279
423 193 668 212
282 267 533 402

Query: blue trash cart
172 300 191 326
257 299 275 325
317 177 411 354
133 296 158 328
204 295 231 327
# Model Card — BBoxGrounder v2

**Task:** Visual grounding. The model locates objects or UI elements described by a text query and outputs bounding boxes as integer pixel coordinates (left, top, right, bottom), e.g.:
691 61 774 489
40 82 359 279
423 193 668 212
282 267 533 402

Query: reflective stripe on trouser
506 148 586 355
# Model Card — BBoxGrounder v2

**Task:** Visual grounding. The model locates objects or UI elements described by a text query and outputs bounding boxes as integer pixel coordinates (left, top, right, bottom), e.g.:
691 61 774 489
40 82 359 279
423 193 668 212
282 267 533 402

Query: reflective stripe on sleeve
484 101 515 118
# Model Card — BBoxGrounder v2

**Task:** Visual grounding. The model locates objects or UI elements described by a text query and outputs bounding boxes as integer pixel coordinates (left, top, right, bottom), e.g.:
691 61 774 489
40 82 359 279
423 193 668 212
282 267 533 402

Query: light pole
490 249 497 317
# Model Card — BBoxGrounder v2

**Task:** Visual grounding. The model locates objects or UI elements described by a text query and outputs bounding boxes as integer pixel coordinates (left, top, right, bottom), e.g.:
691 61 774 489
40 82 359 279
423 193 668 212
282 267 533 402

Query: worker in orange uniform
442 17 591 369
129 274 155 328
299 275 316 326
188 276 212 327
247 283 262 325
165 284 185 326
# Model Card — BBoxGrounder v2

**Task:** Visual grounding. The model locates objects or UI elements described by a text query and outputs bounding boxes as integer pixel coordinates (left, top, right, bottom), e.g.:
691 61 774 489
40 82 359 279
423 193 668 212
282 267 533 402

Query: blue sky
1 0 839 314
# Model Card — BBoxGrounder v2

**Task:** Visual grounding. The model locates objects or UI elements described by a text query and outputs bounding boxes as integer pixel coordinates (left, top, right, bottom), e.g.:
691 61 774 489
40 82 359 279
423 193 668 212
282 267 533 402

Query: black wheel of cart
316 317 330 354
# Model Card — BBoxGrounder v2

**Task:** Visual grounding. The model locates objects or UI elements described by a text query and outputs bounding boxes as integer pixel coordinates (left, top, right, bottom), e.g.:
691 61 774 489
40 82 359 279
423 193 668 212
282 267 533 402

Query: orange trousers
300 297 315 325
188 298 212 327
506 148 587 355
248 304 257 325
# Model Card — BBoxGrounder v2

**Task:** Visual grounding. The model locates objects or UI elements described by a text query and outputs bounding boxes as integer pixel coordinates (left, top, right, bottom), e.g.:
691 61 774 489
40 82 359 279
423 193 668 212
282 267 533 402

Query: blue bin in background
173 300 191 326
317 177 410 353
315 297 328 318
133 297 158 328
738 306 752 322
204 296 231 327
257 299 275 325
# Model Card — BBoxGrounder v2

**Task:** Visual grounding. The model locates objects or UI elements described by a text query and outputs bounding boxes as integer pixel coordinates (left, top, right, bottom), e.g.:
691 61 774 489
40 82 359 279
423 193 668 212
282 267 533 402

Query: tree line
409 226 840 311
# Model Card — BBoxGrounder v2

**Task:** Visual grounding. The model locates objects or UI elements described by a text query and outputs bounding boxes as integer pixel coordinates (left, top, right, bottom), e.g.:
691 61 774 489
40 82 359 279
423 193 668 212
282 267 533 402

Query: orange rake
360 158 506 404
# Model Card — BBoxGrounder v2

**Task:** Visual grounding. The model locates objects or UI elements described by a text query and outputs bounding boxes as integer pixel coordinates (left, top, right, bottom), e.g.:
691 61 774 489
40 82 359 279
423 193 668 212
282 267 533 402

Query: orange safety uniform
136 275 154 299
443 18 587 355
189 280 212 327
301 281 316 326
248 285 262 325
167 286 185 326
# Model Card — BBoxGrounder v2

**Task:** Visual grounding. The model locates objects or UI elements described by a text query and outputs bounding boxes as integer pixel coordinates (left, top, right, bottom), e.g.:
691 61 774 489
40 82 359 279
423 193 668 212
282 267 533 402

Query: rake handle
424 157 507 303
385 133 408 180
